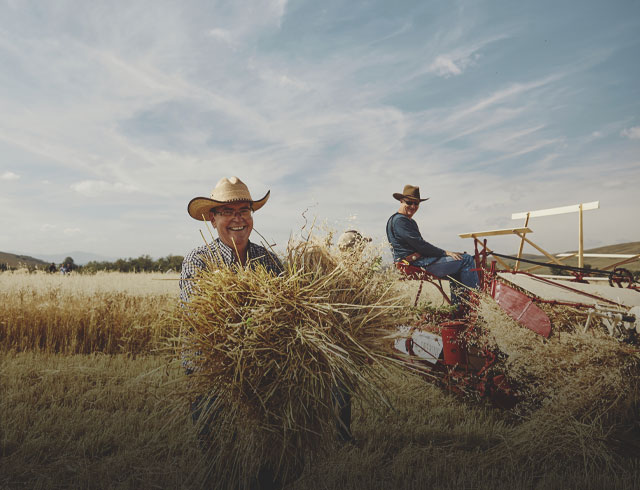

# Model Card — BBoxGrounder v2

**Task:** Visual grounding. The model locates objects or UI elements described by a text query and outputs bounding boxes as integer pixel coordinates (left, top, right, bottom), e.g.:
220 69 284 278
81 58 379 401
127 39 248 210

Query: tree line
0 255 184 273
81 254 184 273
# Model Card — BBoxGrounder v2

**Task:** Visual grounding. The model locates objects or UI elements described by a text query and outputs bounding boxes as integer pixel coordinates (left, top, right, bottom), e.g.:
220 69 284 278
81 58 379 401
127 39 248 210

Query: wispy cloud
207 28 236 45
424 33 509 78
428 55 467 77
0 0 637 257
1 171 20 180
71 180 138 197
621 126 640 139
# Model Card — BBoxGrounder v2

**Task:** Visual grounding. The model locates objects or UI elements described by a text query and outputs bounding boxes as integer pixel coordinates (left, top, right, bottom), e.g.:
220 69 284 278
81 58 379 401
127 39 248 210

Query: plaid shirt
179 238 283 372
179 238 283 303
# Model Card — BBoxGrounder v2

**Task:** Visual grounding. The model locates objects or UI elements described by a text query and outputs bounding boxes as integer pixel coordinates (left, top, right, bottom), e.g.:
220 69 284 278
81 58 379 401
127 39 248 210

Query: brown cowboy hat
392 184 429 202
187 176 270 221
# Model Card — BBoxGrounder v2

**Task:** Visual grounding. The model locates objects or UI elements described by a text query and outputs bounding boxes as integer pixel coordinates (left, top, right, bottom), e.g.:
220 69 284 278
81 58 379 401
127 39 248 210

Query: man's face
400 199 420 218
209 201 254 250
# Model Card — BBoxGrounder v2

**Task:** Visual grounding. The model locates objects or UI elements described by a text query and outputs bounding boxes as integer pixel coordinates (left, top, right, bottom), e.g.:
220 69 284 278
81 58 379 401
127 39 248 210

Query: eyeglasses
403 200 420 207
214 207 253 218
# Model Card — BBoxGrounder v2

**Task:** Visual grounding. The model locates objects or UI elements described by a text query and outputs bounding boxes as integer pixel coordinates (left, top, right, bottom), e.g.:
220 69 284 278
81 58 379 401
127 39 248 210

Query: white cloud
621 126 640 139
71 180 138 197
269 0 288 27
428 55 464 77
207 28 236 45
425 34 508 79
0 3 637 258
40 224 56 232
1 171 20 180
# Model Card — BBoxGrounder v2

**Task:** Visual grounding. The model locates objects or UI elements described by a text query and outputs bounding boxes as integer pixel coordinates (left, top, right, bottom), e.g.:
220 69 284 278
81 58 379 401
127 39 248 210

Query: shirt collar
214 238 253 263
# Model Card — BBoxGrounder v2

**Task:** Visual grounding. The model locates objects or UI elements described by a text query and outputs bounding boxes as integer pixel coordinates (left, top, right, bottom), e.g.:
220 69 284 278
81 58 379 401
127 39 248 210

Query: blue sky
1 0 639 261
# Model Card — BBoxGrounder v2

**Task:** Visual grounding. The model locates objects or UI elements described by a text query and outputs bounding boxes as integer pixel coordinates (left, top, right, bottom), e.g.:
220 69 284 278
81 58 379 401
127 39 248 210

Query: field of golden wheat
1 270 639 489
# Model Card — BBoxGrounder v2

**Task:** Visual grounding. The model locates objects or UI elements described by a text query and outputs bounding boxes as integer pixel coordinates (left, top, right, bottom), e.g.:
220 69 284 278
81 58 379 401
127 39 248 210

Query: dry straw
173 235 413 488
476 298 640 470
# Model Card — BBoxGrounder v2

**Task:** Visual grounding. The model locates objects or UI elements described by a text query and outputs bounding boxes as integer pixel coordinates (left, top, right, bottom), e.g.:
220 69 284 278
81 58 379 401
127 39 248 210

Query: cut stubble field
1 271 639 489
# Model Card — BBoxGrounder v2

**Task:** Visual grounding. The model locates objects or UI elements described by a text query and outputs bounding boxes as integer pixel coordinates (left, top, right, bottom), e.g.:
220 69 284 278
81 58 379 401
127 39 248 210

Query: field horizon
2 240 639 271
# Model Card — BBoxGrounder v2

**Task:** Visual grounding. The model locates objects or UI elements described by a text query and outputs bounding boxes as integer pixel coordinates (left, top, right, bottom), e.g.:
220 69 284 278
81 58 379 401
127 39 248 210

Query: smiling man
180 176 283 303
179 177 287 489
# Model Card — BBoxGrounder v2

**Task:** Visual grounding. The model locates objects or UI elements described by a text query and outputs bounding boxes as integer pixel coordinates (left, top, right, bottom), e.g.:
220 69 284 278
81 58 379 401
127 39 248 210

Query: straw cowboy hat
187 176 270 221
392 184 429 202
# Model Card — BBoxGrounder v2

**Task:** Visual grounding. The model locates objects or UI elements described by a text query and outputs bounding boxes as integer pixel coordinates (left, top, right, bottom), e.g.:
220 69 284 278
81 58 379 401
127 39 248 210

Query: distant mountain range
2 251 117 267
0 251 49 268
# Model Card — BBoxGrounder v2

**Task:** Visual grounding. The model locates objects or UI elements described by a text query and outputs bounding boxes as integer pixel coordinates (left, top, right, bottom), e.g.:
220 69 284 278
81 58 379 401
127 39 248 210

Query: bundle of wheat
175 237 411 488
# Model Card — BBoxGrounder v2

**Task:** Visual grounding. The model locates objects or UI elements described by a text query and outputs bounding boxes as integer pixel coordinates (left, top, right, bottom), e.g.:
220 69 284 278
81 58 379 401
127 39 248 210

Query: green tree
63 257 77 271
549 265 568 276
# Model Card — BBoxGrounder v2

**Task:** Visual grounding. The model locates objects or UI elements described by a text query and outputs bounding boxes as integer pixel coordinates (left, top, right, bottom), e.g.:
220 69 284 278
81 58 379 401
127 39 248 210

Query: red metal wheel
609 267 634 288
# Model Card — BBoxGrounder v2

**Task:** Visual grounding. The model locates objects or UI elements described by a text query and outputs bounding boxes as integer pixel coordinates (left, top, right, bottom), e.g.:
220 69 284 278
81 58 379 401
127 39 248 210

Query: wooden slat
514 232 564 266
578 203 584 268
599 253 640 271
458 227 532 239
511 201 599 219
557 253 638 258
514 213 530 272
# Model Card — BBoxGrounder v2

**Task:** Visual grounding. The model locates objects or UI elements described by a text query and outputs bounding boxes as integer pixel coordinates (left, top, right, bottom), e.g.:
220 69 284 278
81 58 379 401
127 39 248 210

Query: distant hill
0 251 50 269
497 241 640 273
6 251 117 266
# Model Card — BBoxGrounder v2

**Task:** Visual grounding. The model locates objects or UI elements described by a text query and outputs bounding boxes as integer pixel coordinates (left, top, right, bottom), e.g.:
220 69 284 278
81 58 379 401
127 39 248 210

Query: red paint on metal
395 262 452 305
440 321 468 365
492 280 552 338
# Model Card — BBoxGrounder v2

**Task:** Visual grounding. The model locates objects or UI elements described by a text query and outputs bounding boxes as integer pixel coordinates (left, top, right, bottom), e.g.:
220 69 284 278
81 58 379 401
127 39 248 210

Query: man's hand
445 250 462 261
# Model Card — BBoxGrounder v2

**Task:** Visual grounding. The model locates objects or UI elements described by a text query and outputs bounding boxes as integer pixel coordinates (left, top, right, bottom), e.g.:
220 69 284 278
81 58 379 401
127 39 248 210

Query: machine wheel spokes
609 267 634 288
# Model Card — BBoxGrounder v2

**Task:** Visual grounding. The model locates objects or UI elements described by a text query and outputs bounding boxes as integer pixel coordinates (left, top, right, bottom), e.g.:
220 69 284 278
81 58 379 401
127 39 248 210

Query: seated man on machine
386 184 479 307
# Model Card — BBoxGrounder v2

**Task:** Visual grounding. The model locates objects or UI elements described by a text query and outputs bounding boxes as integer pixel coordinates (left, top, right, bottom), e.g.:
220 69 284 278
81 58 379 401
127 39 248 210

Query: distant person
59 264 68 275
337 230 381 272
338 230 371 252
386 184 479 307
48 262 57 273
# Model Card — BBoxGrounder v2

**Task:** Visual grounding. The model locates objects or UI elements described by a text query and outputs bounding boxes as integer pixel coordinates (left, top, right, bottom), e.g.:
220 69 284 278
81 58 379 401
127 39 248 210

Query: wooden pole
514 232 565 265
578 203 584 268
514 213 530 272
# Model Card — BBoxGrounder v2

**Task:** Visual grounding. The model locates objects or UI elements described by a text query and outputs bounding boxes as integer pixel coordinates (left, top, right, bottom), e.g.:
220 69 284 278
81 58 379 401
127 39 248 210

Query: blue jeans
412 253 479 305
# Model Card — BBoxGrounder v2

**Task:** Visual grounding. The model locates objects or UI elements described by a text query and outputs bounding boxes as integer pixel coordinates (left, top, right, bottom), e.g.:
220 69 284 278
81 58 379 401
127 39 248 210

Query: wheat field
1 271 639 489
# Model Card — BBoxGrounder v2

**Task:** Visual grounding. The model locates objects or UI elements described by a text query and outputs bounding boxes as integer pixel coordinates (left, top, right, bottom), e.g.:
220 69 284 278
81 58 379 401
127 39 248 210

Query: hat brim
393 193 429 202
187 191 270 221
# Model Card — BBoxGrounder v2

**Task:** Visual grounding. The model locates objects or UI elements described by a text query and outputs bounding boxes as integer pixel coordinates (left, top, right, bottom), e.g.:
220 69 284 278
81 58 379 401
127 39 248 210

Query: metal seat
395 262 452 306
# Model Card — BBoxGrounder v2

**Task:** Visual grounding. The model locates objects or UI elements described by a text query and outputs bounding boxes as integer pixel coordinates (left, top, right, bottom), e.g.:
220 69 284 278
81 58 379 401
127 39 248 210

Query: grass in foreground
2 351 640 490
